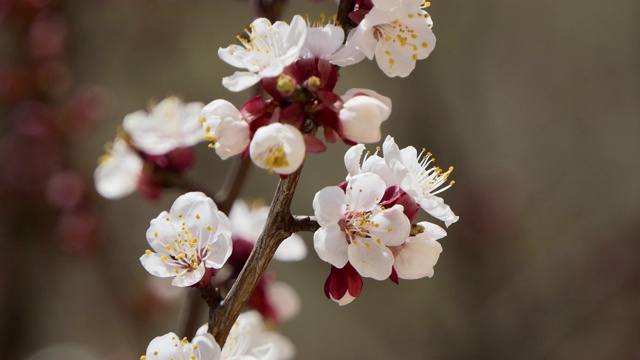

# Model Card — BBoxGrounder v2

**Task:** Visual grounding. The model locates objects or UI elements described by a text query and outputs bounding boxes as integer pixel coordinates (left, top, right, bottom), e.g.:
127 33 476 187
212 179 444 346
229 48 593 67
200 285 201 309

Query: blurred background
1 0 639 359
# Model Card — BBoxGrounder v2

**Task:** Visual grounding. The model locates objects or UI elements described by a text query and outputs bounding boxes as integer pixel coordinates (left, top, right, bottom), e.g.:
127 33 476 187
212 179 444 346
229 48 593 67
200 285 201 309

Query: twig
291 215 320 233
208 162 305 345
251 0 290 22
161 170 217 200
216 158 252 214
336 0 357 36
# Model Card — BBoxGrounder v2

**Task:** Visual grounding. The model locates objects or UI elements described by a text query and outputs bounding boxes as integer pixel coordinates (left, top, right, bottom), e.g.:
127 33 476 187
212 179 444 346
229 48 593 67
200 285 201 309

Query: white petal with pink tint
392 221 445 279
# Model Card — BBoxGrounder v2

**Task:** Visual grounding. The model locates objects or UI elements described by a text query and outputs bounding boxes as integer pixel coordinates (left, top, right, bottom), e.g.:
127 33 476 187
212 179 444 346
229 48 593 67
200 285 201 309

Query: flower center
340 210 381 247
159 215 212 273
263 145 289 173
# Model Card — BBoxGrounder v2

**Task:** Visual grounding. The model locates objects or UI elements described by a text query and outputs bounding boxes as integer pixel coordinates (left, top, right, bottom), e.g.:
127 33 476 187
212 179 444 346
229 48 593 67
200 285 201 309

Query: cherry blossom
339 88 392 143
382 135 459 226
140 192 233 287
346 0 436 77
122 97 204 155
195 311 295 360
94 136 143 200
249 123 305 175
219 15 308 92
141 331 219 360
313 172 410 280
343 136 458 227
200 99 251 160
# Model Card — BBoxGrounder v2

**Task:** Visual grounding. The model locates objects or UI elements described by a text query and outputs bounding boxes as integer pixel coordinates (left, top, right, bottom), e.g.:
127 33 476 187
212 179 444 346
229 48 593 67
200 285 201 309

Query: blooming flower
94 136 143 200
382 135 459 226
313 172 410 280
249 123 305 175
194 311 295 360
339 88 392 143
140 192 233 287
141 331 218 360
200 99 251 160
122 97 204 155
347 0 436 77
229 199 306 261
390 221 445 279
219 15 307 92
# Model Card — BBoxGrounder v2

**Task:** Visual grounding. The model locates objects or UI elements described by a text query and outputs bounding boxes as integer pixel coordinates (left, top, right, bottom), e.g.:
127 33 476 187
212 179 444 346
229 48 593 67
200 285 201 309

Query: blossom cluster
202 0 436 175
92 0 452 356
141 311 294 360
314 136 457 305
95 97 205 200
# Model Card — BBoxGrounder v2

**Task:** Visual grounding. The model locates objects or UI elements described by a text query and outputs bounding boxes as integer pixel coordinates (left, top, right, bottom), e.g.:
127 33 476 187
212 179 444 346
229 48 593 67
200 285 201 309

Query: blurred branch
160 170 217 200
250 0 289 22
336 0 356 35
215 158 251 213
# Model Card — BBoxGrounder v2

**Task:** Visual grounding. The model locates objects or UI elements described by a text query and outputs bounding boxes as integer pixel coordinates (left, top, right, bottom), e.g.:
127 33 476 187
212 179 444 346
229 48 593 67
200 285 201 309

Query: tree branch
291 215 320 233
208 162 305 345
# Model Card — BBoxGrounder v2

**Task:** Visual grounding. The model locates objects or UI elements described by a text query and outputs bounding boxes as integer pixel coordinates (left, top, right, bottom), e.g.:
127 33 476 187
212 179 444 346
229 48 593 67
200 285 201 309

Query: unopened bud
276 74 297 96
304 76 322 91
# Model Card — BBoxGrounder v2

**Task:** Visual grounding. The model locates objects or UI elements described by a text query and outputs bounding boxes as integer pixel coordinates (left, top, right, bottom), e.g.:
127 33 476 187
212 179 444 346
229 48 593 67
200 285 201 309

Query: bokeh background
1 0 639 359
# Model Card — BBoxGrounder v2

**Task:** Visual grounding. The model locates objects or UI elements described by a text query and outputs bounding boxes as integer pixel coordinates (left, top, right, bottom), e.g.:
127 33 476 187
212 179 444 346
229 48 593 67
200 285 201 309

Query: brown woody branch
208 162 305 345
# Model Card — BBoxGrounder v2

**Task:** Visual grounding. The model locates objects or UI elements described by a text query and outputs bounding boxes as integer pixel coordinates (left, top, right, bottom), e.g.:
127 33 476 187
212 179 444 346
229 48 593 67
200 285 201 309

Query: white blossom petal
313 186 347 226
339 88 392 143
344 144 366 178
94 137 142 200
302 24 344 59
392 221 444 279
346 173 386 212
171 263 206 287
368 205 411 246
140 253 179 278
274 234 307 261
348 239 394 280
314 223 349 268
265 281 301 323
222 71 263 92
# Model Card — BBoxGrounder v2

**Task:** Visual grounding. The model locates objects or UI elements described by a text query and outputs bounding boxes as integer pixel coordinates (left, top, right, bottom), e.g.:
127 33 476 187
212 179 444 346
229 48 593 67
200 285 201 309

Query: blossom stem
291 215 320 233
159 170 217 200
216 158 252 213
208 161 305 346
336 0 357 36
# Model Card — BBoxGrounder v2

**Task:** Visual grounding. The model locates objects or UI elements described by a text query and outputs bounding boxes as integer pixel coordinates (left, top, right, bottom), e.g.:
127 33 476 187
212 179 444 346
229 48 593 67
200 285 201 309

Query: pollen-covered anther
263 145 289 172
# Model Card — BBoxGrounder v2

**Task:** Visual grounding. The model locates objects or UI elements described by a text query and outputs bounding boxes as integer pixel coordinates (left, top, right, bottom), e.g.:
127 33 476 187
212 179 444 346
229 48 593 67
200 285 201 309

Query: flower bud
276 73 297 96
303 75 321 91
339 88 391 143
249 123 305 175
